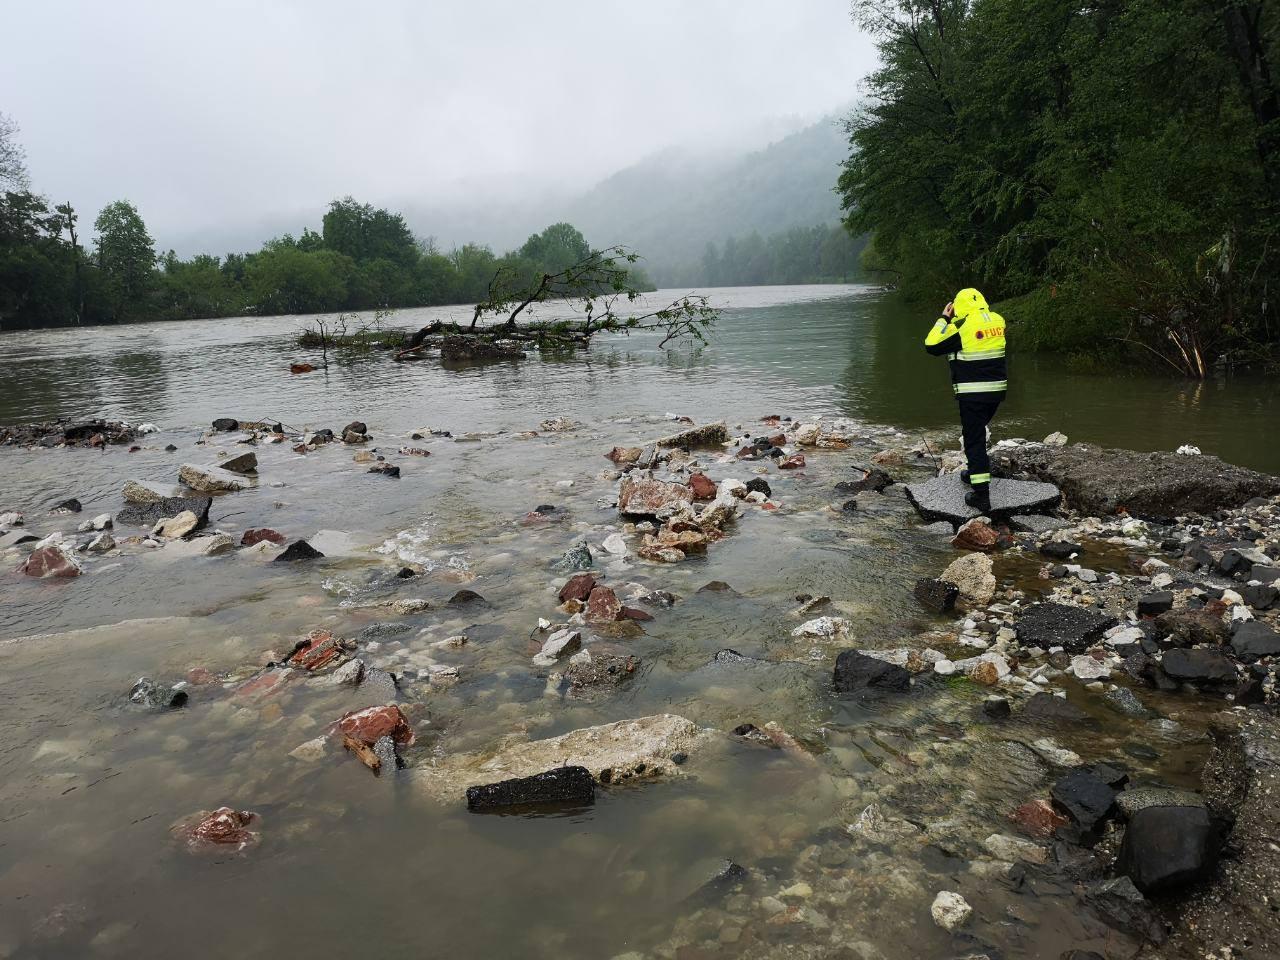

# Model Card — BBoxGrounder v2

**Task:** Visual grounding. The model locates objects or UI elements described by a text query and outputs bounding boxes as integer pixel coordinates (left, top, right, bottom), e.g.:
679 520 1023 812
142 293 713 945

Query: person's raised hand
942 301 954 319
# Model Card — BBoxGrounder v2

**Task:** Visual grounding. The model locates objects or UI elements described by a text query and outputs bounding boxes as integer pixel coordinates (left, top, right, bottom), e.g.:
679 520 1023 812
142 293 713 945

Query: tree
322 197 418 267
0 113 30 191
53 203 84 323
518 222 592 273
94 200 155 321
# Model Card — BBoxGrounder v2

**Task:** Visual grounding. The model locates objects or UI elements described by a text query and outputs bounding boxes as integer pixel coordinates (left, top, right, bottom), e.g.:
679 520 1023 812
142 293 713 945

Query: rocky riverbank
2 412 1278 959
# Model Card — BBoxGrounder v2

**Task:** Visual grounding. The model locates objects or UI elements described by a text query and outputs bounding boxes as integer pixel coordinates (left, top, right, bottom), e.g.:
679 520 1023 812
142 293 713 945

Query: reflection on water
0 285 1259 959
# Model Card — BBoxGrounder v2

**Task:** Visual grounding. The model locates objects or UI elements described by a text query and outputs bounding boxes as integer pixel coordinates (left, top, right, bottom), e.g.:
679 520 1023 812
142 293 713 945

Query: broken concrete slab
116 495 212 529
466 765 595 811
656 421 728 448
905 474 1061 524
1014 602 1117 654
178 463 256 493
412 714 709 803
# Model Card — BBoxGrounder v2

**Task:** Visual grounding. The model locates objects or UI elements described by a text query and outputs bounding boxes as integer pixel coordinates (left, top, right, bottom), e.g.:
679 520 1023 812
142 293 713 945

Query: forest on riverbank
841 0 1280 377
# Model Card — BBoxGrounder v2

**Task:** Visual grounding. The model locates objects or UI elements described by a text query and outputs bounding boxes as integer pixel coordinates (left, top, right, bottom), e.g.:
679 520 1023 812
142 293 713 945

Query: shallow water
0 286 1265 958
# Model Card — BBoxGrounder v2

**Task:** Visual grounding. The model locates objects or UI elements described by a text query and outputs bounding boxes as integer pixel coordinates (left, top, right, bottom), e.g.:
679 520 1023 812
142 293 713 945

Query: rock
289 737 329 762
1115 787 1204 819
1241 583 1278 610
287 629 349 671
745 477 771 498
930 890 972 931
566 653 640 690
1022 693 1090 722
343 421 368 437
982 696 1011 718
368 463 400 478
1119 805 1221 892
412 714 704 803
1161 648 1237 686
241 528 286 546
688 472 718 500
1010 798 1069 838
952 518 1000 551
835 465 894 496
178 463 254 493
1231 621 1280 660
466 765 595 811
177 807 257 850
983 832 1047 863
2 418 136 448
1050 770 1117 835
1083 876 1165 944
77 513 112 532
51 497 83 514
656 421 728 448
447 589 486 607
20 543 82 578
211 418 239 432
1136 591 1174 617
1014 603 1117 654
558 573 597 603
601 532 628 556
585 586 623 623
1155 608 1229 647
558 542 593 571
606 446 643 465
792 616 852 643
83 532 116 554
220 451 258 475
833 650 911 695
0 510 23 526
992 443 1280 519
618 477 693 518
313 658 365 688
128 677 189 710
116 495 211 529
533 628 582 666
777 453 805 469
274 540 324 562
336 705 415 747
166 533 235 558
152 511 199 539
940 553 997 606
1103 686 1151 718
906 473 1061 523
1070 654 1111 681
914 578 959 613
1044 431 1068 446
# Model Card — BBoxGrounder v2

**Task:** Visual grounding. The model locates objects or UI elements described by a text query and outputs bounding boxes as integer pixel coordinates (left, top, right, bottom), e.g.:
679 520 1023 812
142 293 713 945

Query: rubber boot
960 470 972 485
965 484 992 514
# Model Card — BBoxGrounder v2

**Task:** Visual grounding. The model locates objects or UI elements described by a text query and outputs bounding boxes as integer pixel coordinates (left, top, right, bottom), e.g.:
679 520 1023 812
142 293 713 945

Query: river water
0 286 1271 958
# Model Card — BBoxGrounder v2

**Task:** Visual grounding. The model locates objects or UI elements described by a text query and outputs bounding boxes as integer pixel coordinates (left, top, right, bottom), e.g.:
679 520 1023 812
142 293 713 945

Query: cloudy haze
2 1 876 254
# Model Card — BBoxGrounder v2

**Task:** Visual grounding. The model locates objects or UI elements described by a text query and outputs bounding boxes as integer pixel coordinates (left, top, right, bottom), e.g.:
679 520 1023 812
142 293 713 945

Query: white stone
1151 572 1174 589
0 511 24 527
289 737 328 762
791 616 852 642
83 532 116 554
1105 626 1145 648
1230 605 1254 623
137 422 160 433
794 423 821 446
983 833 1047 864
1030 738 1082 767
933 659 957 676
940 552 997 606
930 891 972 931
152 511 199 539
1070 655 1111 680
718 478 748 500
602 533 628 556
178 463 254 493
533 628 582 666
1043 432 1068 447
1221 589 1244 606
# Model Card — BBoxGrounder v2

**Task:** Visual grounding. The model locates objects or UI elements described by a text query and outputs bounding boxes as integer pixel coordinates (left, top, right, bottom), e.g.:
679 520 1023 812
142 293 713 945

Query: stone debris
930 890 972 931
116 494 211 529
178 463 256 493
174 807 258 851
152 511 199 539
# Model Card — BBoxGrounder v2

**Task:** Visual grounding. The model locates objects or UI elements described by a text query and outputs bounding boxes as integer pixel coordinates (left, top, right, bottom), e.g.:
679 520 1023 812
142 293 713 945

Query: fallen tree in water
395 246 718 362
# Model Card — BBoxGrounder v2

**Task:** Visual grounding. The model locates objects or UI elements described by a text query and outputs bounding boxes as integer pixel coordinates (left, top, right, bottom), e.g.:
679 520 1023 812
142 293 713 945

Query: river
0 285 1270 958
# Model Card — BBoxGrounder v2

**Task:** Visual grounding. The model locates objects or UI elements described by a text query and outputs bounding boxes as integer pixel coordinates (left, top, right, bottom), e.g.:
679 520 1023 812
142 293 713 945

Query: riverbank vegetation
840 0 1280 377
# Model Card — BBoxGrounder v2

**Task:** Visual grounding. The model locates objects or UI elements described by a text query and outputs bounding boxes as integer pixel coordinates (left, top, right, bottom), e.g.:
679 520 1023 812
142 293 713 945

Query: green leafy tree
94 200 155 321
322 197 418 267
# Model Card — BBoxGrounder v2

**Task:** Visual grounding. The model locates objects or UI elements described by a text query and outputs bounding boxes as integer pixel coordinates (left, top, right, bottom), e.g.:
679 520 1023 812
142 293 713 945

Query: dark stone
1154 608 1229 648
1103 686 1152 719
447 589 487 607
1040 541 1082 560
368 464 400 478
1236 673 1266 705
1118 805 1221 893
164 443 178 451
1231 621 1280 661
1161 648 1237 687
619 606 653 622
710 649 762 666
697 581 737 594
1136 591 1174 617
1250 564 1280 585
745 478 771 498
116 495 212 529
982 696 1011 719
395 567 417 579
913 578 959 613
905 473 1061 523
1091 763 1130 789
991 443 1280 520
1050 770 1117 834
834 466 893 495
128 677 188 710
840 499 858 513
211 418 239 432
1014 603 1117 654
1082 876 1166 945
343 421 368 435
53 498 83 513
1241 583 1278 610
833 650 911 695
1022 692 1090 722
275 540 324 562
465 765 594 811
533 504 558 515
671 751 688 765
637 589 678 608
686 859 749 904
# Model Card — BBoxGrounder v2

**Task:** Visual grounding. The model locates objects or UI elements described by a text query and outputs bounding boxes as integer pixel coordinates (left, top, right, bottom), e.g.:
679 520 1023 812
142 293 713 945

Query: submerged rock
914 577 959 613
275 539 324 562
128 677 189 710
833 650 911 695
20 543 82 578
116 495 211 529
618 476 693 518
178 463 255 493
466 765 595 812
175 807 258 851
905 474 1061 523
930 890 972 931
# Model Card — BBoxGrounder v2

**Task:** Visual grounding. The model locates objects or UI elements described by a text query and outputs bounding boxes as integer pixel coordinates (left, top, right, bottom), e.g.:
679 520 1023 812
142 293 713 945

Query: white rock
1140 557 1169 575
1176 444 1201 456
0 511 24 527
1230 605 1254 623
1043 432 1068 447
791 616 853 643
602 533 628 556
1030 738 1082 767
940 553 996 606
794 423 821 446
289 737 328 762
1070 655 1111 681
930 891 972 931
718 478 748 500
1104 626 1145 648
136 422 160 434
1151 572 1174 590
533 628 582 666
1221 589 1244 606
934 659 957 676
152 511 199 539
983 833 1046 864
82 532 116 554
745 491 767 504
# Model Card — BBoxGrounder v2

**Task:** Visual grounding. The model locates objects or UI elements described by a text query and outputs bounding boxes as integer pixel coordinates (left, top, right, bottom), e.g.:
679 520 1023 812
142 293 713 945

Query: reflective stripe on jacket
923 287 1007 396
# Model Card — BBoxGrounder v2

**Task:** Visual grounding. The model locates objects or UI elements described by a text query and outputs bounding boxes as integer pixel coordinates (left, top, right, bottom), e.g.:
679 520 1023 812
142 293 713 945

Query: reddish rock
970 660 1001 685
19 544 81 578
185 667 218 685
657 528 709 554
620 606 654 622
585 586 624 623
952 518 1000 552
233 667 295 701
287 629 347 671
241 528 286 546
606 446 643 465
1010 798 1069 838
336 705 415 747
292 443 308 454
618 477 693 517
688 472 718 501
179 807 258 849
559 573 598 603
778 454 806 470
767 433 786 447
290 362 315 374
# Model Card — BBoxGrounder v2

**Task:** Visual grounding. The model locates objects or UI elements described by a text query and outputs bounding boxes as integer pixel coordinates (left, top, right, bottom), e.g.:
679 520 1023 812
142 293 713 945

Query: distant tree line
0 115 649 330
662 224 866 288
841 0 1280 377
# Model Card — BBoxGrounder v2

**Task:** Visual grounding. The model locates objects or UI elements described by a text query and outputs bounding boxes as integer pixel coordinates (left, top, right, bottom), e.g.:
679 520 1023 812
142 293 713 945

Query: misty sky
2 1 877 253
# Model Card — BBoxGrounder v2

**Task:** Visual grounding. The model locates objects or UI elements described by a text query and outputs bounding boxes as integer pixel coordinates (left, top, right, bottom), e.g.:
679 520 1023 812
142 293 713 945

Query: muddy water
0 286 1265 958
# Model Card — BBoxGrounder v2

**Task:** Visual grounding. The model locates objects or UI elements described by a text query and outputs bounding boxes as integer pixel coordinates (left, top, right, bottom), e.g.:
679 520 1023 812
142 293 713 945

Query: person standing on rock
923 288 1007 514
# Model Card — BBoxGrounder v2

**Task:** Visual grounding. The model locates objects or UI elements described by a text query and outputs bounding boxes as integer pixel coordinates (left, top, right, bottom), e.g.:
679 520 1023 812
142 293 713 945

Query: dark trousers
958 395 1003 484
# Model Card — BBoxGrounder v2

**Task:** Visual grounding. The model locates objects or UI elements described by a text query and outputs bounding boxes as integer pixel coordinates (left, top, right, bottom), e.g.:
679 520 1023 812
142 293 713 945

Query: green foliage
841 0 1280 375
698 224 866 286
94 200 155 322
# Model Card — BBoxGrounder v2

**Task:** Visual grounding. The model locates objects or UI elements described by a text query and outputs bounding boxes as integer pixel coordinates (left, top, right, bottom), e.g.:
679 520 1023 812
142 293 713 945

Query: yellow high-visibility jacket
923 288 1007 396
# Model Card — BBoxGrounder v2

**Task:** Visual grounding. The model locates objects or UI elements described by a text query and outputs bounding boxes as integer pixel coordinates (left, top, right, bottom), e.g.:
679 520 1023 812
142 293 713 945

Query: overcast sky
2 1 876 253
